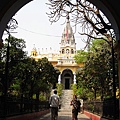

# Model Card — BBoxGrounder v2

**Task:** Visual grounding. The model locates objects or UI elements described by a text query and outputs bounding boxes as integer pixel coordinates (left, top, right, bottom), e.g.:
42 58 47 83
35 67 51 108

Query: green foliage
0 35 27 95
71 84 77 95
56 83 63 96
39 92 47 101
76 38 118 100
74 50 88 63
77 87 88 100
89 39 105 52
88 104 94 113
0 35 60 100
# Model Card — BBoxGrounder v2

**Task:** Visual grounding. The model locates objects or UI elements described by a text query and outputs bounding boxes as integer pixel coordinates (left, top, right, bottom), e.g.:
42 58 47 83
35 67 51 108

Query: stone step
60 90 73 111
59 109 72 112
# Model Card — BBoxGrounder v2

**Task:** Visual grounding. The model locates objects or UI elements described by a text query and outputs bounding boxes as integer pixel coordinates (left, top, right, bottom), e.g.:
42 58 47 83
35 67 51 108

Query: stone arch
61 69 74 89
87 0 120 41
0 0 32 39
0 0 119 42
0 0 119 95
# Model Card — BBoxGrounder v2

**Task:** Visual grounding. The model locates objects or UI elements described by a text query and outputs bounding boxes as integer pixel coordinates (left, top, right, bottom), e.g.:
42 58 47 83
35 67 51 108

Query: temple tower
59 14 76 58
56 15 79 89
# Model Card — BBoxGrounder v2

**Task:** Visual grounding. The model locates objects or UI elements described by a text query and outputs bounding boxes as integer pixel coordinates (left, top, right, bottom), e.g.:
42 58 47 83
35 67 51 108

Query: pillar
73 72 76 84
58 74 61 84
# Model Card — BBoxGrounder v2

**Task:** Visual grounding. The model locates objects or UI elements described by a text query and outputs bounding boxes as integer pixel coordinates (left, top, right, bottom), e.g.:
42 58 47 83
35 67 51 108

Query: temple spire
59 13 76 57
66 12 69 23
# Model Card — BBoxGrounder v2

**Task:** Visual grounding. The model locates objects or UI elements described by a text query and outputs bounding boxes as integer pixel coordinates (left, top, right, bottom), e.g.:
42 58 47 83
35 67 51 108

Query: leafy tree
0 35 27 95
28 57 60 100
0 34 60 104
10 56 60 100
76 39 118 100
10 58 35 97
74 50 88 63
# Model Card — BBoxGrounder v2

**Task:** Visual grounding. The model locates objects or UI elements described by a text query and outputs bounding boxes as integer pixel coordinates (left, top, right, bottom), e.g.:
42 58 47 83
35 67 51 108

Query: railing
57 59 76 64
83 99 119 119
83 101 103 115
0 96 49 118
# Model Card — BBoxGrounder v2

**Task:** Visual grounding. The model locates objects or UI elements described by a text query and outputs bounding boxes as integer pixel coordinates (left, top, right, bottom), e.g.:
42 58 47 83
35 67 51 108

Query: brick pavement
33 111 90 120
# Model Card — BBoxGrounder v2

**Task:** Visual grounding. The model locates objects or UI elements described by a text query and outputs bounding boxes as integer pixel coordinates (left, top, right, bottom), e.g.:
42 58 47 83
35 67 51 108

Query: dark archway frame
0 0 119 117
0 0 119 42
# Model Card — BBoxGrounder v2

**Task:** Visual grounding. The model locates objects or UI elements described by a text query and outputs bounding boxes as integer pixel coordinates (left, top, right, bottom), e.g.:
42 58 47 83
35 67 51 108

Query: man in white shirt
49 90 60 120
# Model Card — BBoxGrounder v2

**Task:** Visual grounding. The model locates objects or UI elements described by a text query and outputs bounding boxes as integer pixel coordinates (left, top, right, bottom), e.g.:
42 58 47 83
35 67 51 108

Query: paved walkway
33 110 90 120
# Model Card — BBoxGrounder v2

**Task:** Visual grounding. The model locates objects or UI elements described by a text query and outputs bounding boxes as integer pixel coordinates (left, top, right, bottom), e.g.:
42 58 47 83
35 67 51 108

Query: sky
2 0 87 55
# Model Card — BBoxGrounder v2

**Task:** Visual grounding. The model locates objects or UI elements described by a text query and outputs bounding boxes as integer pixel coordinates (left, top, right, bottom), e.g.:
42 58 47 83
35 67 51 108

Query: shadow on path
33 111 90 120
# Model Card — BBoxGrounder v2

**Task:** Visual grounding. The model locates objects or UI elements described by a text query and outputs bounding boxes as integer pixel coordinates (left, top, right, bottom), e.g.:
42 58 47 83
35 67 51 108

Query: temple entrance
61 69 74 89
65 78 70 89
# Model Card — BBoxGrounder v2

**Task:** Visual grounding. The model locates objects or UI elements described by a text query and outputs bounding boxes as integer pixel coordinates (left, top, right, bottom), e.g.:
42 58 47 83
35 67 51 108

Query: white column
58 74 61 84
73 72 76 84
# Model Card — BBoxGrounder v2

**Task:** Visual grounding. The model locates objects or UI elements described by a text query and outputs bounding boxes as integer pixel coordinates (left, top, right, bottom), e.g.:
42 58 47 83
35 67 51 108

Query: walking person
49 90 60 120
70 95 81 120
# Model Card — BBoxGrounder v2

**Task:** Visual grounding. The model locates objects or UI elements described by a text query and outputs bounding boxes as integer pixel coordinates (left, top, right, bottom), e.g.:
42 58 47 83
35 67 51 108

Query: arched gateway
0 0 120 116
61 69 74 89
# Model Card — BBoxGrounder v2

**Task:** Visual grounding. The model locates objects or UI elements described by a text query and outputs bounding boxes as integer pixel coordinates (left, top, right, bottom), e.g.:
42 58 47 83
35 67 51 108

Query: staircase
60 90 73 112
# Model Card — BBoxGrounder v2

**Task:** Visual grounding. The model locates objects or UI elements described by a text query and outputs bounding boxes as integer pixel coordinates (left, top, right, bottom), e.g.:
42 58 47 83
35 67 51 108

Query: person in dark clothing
49 90 60 120
70 95 81 120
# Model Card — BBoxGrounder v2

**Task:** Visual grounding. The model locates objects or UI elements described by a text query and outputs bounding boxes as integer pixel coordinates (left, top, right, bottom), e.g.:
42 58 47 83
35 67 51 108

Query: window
62 49 64 54
71 49 74 54
66 49 69 54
